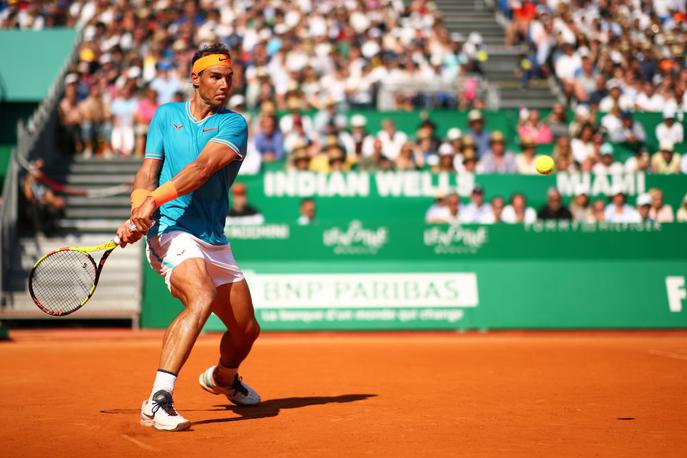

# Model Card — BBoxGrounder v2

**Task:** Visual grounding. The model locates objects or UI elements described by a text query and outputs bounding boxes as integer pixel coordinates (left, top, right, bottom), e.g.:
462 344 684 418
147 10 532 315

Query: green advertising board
140 222 687 331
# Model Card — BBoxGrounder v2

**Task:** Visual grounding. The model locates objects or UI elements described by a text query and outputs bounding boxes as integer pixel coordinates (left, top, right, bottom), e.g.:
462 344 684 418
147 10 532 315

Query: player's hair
191 43 231 72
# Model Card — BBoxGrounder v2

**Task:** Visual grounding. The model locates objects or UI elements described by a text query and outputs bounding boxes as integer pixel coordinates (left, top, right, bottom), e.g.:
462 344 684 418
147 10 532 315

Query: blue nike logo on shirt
202 127 218 133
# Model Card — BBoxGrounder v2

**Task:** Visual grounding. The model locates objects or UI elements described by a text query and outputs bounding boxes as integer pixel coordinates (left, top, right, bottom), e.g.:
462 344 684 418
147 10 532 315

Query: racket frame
28 237 120 316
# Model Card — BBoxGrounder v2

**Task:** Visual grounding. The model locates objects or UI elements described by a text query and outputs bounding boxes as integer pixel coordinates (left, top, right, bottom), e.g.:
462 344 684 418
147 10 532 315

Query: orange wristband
151 181 179 206
130 189 152 209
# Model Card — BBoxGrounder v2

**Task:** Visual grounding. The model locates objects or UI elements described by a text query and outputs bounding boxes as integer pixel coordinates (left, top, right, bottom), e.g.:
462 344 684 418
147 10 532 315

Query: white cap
64 73 79 85
229 94 245 108
439 144 454 156
447 127 462 140
350 114 367 127
663 106 676 119
575 104 590 117
659 140 674 152
127 67 141 79
636 193 652 206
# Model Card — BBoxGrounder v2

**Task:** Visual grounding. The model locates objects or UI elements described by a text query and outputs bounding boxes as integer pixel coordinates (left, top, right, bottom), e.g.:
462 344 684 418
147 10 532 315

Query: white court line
648 349 687 361
121 434 158 451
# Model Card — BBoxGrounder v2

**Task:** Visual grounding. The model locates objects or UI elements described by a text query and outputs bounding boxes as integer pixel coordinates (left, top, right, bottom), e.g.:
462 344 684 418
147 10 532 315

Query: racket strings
31 250 97 315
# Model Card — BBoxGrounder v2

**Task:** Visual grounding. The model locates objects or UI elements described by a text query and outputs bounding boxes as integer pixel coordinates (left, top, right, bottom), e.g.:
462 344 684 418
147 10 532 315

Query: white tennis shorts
146 230 244 290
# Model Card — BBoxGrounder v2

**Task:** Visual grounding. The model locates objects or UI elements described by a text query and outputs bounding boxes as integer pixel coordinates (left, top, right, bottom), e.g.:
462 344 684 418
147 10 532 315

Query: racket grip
113 235 120 245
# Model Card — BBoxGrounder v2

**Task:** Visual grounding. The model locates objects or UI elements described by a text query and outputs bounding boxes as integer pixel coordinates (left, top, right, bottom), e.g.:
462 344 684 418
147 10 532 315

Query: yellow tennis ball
535 155 555 175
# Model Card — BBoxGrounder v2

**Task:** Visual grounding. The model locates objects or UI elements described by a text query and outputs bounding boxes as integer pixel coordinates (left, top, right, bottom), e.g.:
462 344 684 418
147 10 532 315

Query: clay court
1 330 686 457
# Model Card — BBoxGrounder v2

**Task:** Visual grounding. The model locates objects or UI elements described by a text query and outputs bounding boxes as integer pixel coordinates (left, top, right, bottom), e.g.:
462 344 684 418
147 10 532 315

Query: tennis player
116 43 260 432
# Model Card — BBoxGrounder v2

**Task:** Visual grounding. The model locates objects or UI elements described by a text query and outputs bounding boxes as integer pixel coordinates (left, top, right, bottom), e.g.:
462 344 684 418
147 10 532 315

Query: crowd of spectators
503 0 687 114
425 185 687 224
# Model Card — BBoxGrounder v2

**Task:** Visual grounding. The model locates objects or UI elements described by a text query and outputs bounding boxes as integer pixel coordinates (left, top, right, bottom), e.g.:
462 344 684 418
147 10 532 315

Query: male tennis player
116 43 260 432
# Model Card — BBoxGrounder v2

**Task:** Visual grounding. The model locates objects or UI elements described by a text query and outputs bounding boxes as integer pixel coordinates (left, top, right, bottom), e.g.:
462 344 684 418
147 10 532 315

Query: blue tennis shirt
144 101 248 245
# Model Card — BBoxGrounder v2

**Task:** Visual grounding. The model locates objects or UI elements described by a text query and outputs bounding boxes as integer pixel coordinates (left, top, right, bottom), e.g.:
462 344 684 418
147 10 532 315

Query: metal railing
0 31 80 304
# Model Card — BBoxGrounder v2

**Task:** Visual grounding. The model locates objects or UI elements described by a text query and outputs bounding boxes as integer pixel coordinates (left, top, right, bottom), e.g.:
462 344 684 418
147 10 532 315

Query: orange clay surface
1 330 687 457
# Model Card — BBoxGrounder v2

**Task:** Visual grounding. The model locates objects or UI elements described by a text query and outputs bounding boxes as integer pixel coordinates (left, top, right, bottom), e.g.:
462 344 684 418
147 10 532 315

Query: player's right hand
116 219 143 247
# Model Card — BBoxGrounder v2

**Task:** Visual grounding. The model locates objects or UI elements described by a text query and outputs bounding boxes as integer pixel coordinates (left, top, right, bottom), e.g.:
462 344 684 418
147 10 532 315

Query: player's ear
191 71 201 89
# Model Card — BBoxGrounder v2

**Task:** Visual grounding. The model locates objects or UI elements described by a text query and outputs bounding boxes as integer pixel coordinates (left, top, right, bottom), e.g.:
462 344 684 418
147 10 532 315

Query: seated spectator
651 142 682 174
600 105 623 142
570 189 593 223
311 139 342 173
298 198 317 225
625 146 652 173
502 193 536 224
280 97 316 141
635 194 654 223
614 111 646 152
110 82 138 157
554 43 582 100
395 142 422 171
416 127 439 164
426 192 461 224
515 136 539 175
58 77 83 155
590 199 606 222
327 147 348 173
433 144 455 173
466 110 490 158
479 131 517 174
134 87 159 157
349 115 375 159
358 139 389 171
573 57 598 103
462 147 479 173
283 115 314 156
377 119 408 160
599 82 632 112
571 122 596 164
676 193 687 222
150 62 182 105
537 188 572 221
635 81 664 112
426 189 449 224
553 135 576 172
517 109 553 144
444 128 463 156
648 188 675 223
78 81 111 158
22 160 65 236
546 104 569 139
290 146 312 171
225 184 265 226
605 189 639 223
505 0 537 46
655 107 684 144
480 195 505 224
592 143 623 174
253 114 284 162
461 186 491 223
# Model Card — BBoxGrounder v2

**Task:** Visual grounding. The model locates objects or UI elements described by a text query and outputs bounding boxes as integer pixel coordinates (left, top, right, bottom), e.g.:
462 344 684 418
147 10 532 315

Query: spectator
570 189 593 223
150 62 183 105
110 82 138 157
349 115 375 159
225 184 265 226
376 119 408 160
537 188 572 221
314 99 347 139
78 81 111 158
635 194 655 223
676 193 687 222
502 193 536 224
554 43 582 98
480 131 517 174
515 136 539 175
134 87 159 157
517 108 553 144
466 110 490 158
461 186 491 223
426 189 449 224
613 111 646 152
592 143 623 174
358 139 388 171
553 135 577 172
648 188 675 223
253 114 284 162
481 195 505 224
573 57 598 103
590 199 606 223
298 198 317 225
327 147 348 173
442 128 463 157
655 107 684 144
416 127 439 165
651 141 682 174
462 147 479 173
505 0 537 46
546 104 569 139
397 142 423 171
635 81 664 112
280 97 316 141
283 115 314 157
571 122 596 164
290 146 312 172
58 77 83 155
625 146 652 174
605 189 639 223
22 160 65 236
599 82 632 112
427 192 461 224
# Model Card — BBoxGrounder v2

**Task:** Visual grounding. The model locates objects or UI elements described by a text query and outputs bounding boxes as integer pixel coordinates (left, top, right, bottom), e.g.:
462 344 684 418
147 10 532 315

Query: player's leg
198 280 261 405
141 257 217 431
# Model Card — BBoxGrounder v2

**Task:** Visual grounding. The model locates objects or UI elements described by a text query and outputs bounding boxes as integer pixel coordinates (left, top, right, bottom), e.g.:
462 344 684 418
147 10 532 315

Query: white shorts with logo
146 230 244 290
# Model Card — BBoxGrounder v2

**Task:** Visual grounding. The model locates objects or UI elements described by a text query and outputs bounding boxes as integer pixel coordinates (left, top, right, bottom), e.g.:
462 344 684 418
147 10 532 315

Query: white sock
214 361 238 386
150 369 177 399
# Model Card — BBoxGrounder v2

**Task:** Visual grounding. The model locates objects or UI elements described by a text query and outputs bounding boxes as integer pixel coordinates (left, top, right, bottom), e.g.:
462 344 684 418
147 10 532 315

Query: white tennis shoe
198 366 261 406
140 390 191 431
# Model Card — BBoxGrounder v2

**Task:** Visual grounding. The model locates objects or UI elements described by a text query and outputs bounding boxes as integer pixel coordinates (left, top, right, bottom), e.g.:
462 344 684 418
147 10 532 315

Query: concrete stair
435 0 559 109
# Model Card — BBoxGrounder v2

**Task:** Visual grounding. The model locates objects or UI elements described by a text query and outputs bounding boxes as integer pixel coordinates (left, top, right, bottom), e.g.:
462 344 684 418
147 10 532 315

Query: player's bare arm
116 158 161 246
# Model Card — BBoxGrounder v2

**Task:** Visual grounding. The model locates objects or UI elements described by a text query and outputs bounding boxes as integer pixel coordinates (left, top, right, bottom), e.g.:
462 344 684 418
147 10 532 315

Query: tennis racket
29 235 122 316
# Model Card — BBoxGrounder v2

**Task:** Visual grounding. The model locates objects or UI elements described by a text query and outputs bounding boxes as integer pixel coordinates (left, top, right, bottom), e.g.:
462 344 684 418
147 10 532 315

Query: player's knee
243 319 261 343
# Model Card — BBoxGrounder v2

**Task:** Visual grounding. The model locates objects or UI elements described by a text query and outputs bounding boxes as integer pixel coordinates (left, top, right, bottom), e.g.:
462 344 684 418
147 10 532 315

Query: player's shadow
192 394 377 426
